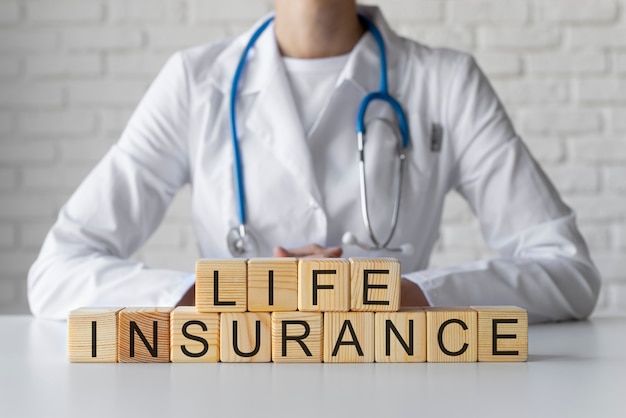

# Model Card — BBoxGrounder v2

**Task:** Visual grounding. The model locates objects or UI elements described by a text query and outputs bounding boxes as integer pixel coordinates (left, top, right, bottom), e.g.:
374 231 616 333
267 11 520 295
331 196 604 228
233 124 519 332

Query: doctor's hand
401 279 430 307
177 284 195 306
273 244 343 258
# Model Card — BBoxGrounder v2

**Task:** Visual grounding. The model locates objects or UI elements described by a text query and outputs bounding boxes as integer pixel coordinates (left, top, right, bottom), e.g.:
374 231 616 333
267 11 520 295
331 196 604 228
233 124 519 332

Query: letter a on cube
324 312 374 363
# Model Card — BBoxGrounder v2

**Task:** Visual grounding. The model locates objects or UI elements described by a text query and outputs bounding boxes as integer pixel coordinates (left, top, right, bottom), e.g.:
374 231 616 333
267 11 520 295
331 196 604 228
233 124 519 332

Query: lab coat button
309 200 319 210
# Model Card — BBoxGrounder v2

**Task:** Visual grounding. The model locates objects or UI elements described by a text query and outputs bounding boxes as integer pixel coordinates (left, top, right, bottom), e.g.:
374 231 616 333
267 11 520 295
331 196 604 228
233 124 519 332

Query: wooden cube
298 258 350 312
350 258 401 312
118 307 173 363
472 306 528 362
271 312 323 363
196 259 247 313
426 308 477 363
375 309 426 363
324 312 374 363
248 258 298 312
220 312 271 362
170 307 220 363
68 308 122 363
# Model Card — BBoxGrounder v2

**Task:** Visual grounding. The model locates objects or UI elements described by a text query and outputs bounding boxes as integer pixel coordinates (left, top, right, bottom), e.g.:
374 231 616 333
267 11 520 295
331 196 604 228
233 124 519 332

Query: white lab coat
28 6 600 322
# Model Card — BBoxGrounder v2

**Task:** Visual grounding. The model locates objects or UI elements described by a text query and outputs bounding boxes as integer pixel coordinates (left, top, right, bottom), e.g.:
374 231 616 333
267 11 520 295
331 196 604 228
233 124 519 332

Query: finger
323 246 343 257
279 244 324 257
303 246 343 258
273 246 292 257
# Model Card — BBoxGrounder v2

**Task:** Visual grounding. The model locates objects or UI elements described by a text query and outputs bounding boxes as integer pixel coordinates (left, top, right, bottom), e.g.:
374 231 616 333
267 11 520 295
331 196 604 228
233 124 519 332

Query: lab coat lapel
244 30 322 205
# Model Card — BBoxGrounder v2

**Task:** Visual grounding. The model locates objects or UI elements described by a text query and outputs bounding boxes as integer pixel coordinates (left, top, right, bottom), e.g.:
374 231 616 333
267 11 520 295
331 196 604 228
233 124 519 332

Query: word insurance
68 258 528 363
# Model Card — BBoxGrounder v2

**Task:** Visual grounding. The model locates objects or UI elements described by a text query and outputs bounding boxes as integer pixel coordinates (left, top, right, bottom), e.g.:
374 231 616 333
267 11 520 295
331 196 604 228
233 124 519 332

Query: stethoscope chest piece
227 225 259 257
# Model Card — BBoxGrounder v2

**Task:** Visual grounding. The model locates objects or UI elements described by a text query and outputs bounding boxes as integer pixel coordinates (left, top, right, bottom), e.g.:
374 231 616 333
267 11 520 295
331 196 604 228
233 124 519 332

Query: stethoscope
227 14 414 257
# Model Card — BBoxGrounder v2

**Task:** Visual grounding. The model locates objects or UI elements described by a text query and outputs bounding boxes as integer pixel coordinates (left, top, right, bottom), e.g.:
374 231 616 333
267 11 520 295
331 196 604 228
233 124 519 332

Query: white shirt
283 53 350 136
27 6 600 323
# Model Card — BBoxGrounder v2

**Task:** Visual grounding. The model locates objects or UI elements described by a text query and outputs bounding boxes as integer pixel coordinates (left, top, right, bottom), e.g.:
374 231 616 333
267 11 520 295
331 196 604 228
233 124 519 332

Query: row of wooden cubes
68 306 527 363
197 258 402 312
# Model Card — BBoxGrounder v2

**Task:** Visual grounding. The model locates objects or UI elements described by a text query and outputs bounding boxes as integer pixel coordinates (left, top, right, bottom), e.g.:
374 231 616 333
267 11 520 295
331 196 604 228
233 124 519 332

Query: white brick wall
1 0 625 316
448 0 529 24
26 1 104 23
527 52 606 75
536 0 617 23
0 2 20 24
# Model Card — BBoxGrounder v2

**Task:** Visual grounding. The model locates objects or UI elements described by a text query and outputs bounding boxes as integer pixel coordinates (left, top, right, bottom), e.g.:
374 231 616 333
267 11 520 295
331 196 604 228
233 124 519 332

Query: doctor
28 0 600 323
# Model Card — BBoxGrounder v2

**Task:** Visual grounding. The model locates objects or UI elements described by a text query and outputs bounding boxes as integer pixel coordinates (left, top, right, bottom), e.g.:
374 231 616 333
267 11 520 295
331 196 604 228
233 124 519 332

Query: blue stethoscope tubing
229 16 274 229
227 14 411 256
354 16 409 148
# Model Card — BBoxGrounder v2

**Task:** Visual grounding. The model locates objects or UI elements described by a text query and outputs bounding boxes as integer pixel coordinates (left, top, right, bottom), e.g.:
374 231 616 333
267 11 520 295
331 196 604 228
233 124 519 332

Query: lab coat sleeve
28 52 195 320
404 54 601 323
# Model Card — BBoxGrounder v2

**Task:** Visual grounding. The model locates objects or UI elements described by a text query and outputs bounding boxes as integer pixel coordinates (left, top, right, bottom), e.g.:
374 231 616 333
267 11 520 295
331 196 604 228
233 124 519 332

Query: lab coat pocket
402 119 442 215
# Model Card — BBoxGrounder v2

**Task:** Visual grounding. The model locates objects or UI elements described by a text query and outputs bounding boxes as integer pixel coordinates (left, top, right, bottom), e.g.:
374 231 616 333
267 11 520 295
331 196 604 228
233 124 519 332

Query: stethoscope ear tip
400 243 414 256
342 232 358 246
344 231 413 256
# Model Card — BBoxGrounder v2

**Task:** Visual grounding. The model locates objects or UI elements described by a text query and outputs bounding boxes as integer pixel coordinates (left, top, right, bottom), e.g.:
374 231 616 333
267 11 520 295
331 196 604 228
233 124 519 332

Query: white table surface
0 315 624 418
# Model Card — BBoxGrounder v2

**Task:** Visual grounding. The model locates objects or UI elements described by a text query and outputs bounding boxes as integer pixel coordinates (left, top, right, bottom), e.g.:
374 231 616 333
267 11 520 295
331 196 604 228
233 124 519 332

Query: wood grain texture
196 259 247 313
118 307 173 363
426 307 477 363
350 257 401 312
375 309 426 363
248 258 298 312
271 312 323 363
68 308 122 363
298 258 350 312
170 307 220 363
471 306 528 362
220 312 271 362
323 312 374 363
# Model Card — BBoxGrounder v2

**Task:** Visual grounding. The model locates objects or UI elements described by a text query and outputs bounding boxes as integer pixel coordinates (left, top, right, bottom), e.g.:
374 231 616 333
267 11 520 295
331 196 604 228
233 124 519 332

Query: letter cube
196 259 247 313
350 257 400 312
472 306 528 362
298 258 350 312
68 308 122 363
426 307 477 363
118 307 173 363
324 312 374 363
375 309 426 363
170 306 220 363
220 312 271 362
271 312 323 363
248 258 298 312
